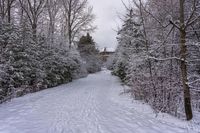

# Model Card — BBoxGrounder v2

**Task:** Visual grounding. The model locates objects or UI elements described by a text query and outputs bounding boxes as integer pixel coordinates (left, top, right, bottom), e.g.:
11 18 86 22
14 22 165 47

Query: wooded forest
0 0 101 103
1 0 200 123
107 0 200 121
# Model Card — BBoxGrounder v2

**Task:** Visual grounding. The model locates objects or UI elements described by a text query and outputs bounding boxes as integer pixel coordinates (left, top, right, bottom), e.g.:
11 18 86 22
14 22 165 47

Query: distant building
99 47 115 62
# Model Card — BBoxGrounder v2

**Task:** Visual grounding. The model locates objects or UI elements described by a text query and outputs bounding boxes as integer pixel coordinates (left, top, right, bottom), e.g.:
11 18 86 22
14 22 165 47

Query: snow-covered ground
0 70 199 133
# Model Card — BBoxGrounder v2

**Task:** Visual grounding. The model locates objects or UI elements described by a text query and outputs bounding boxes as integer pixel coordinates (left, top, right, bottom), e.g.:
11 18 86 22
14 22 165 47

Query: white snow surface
0 69 199 133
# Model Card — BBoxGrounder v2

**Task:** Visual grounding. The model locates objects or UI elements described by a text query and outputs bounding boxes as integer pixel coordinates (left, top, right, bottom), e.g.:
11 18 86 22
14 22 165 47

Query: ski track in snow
0 70 199 133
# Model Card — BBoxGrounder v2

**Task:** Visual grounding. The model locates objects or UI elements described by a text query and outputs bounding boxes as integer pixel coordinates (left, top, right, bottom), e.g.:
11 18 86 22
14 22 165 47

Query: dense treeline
108 0 200 120
0 0 100 103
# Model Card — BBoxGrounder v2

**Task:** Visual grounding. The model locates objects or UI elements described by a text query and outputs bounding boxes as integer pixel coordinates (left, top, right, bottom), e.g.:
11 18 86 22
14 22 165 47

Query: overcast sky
89 0 126 51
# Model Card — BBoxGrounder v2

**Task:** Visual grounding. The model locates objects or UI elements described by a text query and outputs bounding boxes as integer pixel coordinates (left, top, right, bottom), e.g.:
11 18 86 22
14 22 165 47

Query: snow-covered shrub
105 54 116 70
82 54 101 73
42 46 88 88
65 48 88 79
112 62 127 82
0 22 88 103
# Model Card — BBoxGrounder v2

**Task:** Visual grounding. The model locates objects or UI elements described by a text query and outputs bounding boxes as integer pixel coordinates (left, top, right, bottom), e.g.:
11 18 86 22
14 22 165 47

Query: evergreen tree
112 9 146 82
78 33 101 73
0 22 88 102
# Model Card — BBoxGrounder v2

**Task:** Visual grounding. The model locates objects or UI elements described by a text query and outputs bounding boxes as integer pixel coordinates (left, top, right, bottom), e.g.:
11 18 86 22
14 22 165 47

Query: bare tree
61 0 95 47
46 0 60 46
139 0 200 120
169 0 200 120
18 0 46 39
0 0 15 23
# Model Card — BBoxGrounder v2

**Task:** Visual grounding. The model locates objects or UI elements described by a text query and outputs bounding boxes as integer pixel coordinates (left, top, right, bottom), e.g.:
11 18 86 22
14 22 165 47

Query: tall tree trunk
48 18 55 46
7 0 11 23
68 27 72 47
179 0 193 121
32 23 37 41
67 0 72 48
68 11 72 48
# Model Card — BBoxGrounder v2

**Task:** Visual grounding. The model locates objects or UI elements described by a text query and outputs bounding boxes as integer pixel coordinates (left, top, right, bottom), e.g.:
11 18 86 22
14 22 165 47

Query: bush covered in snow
0 23 87 103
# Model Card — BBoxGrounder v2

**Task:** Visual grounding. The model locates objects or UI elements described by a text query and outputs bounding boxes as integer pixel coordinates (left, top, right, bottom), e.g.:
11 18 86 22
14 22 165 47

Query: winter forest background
107 0 200 121
0 0 200 122
0 0 101 103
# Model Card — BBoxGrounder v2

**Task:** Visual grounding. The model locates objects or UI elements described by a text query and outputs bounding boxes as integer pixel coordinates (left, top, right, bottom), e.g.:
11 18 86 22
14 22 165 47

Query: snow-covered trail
0 70 196 133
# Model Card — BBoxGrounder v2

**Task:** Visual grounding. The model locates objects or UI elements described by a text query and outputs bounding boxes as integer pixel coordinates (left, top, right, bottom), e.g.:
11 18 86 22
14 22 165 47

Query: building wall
99 52 115 62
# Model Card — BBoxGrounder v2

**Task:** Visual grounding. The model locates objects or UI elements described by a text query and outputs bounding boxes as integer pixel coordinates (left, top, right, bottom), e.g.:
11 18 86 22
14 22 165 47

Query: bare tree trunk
46 0 60 47
19 0 45 42
32 23 37 41
62 0 95 48
7 0 11 23
0 0 6 20
68 0 72 48
48 15 55 46
179 0 193 121
50 22 54 45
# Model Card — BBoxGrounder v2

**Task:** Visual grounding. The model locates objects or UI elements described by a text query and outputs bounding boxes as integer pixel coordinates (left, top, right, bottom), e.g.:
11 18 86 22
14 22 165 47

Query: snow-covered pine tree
0 0 92 103
77 33 101 73
112 9 146 83
0 21 88 102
